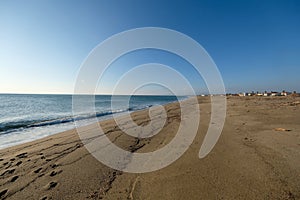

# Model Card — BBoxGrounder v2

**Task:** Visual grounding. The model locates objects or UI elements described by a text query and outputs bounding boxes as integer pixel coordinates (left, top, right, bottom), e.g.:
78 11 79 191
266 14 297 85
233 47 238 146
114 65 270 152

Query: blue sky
0 0 299 94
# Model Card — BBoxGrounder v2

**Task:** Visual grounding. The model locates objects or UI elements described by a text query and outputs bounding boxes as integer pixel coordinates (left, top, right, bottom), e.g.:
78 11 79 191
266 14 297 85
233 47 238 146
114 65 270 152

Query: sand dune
0 96 299 199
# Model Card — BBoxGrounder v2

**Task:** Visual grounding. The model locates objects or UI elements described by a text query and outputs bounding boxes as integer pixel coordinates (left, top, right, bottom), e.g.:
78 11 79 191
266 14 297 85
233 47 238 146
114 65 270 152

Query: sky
0 0 299 95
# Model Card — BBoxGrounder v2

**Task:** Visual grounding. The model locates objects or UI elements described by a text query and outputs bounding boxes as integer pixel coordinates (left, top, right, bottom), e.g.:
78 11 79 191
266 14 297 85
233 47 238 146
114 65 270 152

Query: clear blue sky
0 0 299 94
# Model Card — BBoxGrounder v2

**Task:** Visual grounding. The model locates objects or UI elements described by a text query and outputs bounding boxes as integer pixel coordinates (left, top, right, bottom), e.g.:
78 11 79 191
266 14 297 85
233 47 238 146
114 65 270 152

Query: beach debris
274 128 291 132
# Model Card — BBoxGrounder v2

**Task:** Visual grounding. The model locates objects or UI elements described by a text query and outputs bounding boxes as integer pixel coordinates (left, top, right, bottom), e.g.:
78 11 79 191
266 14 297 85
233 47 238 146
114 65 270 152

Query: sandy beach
0 96 299 200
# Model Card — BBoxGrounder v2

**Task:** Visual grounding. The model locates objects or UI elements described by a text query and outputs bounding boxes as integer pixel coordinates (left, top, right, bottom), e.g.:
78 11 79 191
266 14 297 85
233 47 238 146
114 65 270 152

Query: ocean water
0 94 184 149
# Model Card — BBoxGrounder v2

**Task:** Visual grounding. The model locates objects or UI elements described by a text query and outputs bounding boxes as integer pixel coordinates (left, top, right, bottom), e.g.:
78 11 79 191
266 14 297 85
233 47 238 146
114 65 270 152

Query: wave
0 105 153 136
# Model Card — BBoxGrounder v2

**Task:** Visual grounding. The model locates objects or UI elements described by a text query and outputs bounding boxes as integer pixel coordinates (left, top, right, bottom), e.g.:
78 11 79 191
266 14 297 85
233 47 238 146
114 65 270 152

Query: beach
0 96 300 200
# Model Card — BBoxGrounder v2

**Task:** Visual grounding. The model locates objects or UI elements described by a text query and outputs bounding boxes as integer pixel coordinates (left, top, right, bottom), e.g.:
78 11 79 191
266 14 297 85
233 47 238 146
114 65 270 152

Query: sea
0 94 185 149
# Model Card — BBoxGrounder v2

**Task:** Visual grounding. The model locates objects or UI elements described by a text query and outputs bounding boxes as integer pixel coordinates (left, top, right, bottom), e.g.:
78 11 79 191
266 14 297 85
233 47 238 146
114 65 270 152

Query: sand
0 96 300 200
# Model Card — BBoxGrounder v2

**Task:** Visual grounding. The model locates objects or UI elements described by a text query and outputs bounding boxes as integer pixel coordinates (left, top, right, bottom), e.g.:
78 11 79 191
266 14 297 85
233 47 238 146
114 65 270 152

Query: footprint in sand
10 175 19 182
50 163 58 169
1 168 15 176
49 171 57 177
45 181 58 190
40 196 49 200
16 152 28 158
244 137 255 142
34 167 43 173
4 162 13 169
0 189 8 198
16 161 22 166
49 169 63 177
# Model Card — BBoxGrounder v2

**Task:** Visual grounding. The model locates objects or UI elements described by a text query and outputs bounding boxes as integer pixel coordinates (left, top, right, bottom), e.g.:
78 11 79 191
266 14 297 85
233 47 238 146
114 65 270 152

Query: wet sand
0 96 299 200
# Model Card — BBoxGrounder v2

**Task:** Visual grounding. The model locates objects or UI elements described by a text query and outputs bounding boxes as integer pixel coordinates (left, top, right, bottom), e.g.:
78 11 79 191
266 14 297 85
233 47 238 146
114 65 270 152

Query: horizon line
0 92 191 96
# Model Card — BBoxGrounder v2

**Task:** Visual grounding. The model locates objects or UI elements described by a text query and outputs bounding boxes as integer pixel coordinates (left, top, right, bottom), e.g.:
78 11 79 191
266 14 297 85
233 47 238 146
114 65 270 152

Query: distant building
226 90 294 97
281 90 288 96
269 91 277 96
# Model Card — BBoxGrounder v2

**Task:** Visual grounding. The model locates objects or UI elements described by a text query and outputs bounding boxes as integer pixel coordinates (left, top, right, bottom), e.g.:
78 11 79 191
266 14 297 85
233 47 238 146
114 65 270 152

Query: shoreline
0 95 189 151
0 96 300 199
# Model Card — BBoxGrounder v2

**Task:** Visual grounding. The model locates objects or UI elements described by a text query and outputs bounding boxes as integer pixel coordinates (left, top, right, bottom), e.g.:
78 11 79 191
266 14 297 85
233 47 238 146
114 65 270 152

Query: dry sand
0 96 299 200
